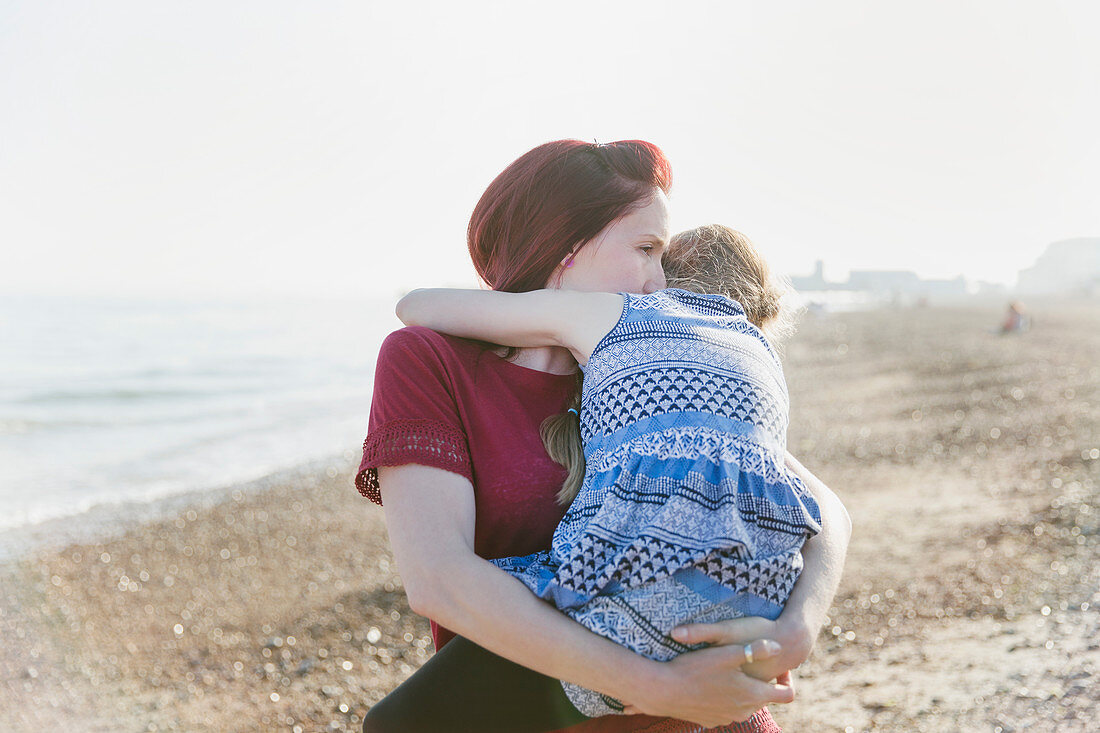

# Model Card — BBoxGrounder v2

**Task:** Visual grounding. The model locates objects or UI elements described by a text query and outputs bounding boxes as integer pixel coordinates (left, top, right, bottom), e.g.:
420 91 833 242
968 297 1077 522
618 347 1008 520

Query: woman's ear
547 245 581 290
546 263 566 290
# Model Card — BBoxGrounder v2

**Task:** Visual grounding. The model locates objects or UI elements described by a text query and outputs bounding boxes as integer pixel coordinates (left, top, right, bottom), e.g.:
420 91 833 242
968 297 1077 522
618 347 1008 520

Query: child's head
664 224 796 344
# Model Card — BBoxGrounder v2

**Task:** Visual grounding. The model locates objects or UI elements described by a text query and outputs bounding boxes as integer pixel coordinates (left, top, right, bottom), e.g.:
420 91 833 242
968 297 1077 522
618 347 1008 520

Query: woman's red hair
468 139 673 292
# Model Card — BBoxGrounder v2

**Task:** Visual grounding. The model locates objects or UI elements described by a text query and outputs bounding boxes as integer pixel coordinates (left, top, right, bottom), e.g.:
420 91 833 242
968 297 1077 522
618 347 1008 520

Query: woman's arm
777 453 852 655
670 453 852 681
396 288 622 365
381 463 794 727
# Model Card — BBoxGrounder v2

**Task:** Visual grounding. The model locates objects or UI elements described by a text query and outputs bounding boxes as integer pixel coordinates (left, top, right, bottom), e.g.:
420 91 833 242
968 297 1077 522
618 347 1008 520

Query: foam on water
0 294 399 534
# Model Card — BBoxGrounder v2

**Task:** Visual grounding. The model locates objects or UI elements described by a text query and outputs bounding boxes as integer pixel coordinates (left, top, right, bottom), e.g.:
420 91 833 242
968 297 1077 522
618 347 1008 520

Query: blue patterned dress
492 288 822 716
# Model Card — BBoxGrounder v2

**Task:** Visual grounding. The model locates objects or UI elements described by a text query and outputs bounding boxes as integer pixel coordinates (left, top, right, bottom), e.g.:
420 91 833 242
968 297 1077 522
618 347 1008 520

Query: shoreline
0 453 360 566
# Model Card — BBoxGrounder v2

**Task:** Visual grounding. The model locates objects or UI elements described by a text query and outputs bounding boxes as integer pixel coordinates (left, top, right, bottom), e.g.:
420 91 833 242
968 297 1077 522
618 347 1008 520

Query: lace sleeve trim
354 418 473 505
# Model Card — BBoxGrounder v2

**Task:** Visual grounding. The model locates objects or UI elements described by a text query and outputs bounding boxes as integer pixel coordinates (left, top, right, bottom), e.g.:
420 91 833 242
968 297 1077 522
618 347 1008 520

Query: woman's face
549 189 671 295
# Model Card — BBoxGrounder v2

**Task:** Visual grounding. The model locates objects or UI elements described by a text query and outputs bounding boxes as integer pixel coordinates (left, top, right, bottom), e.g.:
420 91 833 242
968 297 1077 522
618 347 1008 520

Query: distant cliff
1016 238 1100 294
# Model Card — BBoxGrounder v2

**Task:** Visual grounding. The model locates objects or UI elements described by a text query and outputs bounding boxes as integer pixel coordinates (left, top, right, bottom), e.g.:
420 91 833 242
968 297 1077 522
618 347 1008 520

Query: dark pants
361 635 589 733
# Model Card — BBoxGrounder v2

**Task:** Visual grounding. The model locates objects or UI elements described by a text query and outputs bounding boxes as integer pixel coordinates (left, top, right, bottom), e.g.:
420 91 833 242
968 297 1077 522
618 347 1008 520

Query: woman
356 139 851 732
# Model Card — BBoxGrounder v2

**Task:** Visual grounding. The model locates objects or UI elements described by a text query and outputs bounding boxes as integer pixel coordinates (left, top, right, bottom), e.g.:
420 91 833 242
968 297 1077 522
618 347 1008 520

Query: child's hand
672 616 802 682
672 615 777 646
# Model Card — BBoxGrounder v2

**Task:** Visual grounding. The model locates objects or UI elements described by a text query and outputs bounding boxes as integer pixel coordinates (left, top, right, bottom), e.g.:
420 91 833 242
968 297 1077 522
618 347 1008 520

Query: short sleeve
355 328 473 505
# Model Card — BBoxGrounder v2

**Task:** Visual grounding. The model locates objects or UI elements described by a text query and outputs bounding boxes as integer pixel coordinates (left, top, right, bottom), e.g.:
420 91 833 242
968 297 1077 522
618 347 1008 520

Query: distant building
976 281 1008 296
789 262 967 300
845 270 921 293
914 276 968 297
790 260 829 291
1016 238 1100 294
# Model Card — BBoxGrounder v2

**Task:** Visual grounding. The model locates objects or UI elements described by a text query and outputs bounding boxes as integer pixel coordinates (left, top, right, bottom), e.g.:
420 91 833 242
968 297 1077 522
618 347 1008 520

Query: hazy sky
2 1 1097 299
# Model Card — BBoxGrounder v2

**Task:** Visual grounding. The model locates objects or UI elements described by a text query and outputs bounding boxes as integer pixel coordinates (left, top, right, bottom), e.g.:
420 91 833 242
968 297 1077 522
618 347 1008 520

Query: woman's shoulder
378 326 484 365
378 327 573 387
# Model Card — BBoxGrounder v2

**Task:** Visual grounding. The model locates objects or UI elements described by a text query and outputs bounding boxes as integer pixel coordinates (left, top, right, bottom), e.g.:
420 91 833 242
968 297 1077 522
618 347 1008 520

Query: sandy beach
2 299 1097 732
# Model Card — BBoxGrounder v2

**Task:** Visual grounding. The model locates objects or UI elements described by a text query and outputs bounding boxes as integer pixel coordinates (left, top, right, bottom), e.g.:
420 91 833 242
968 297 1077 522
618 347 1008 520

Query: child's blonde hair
544 224 798 507
664 224 796 345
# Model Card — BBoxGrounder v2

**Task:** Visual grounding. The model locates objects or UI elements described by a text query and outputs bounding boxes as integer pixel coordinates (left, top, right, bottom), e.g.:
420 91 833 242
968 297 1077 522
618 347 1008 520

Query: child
396 224 821 718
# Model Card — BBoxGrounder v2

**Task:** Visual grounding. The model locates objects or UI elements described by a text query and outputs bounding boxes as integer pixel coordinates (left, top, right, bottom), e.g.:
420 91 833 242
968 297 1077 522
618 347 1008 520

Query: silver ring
743 643 755 665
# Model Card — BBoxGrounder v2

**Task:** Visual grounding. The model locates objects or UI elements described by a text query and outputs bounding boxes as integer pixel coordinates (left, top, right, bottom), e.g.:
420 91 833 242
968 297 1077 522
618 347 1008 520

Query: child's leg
361 635 589 733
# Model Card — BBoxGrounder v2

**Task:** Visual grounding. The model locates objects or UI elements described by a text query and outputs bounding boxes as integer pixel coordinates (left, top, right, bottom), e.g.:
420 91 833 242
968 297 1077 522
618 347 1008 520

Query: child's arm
396 288 624 365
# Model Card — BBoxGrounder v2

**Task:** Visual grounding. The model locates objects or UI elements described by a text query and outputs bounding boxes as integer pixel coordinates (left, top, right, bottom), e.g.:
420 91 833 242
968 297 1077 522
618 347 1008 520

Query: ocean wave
0 418 51 434
12 385 269 404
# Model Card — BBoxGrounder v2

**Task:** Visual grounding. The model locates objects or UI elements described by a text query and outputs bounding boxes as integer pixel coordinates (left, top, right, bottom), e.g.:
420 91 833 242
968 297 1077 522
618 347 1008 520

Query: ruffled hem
354 418 472 505
586 426 788 481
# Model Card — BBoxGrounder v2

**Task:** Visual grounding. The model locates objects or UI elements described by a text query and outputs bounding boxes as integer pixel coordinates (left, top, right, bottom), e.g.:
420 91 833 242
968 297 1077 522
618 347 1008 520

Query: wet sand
2 299 1097 732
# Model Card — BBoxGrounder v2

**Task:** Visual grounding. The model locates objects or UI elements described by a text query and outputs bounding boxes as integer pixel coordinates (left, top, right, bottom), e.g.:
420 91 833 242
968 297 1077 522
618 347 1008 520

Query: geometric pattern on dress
586 367 787 441
732 492 821 539
565 475 819 540
559 571 750 717
611 288 761 339
553 514 811 603
549 461 818 602
597 319 774 369
558 683 628 719
581 295 785 402
585 427 793 480
554 469 719 546
693 546 804 607
670 289 777 353
538 454 799 540
581 329 785 405
554 533 727 598
566 577 707 661
490 549 553 597
551 471 689 555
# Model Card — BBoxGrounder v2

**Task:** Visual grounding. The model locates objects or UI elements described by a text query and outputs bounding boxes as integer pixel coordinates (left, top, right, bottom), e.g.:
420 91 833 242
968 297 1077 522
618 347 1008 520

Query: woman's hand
670 614 815 683
619 639 792 727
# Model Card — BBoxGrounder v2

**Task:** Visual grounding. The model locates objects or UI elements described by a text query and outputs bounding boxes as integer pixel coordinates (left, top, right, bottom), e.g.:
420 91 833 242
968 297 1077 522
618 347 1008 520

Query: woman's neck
507 344 579 375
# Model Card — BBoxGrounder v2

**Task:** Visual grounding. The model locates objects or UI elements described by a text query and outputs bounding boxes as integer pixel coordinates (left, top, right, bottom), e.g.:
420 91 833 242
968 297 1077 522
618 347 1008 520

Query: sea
0 293 400 551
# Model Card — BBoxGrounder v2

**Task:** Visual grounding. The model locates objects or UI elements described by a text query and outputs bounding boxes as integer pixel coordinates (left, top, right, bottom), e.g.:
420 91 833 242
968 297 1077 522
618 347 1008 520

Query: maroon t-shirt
356 326 577 647
356 326 779 733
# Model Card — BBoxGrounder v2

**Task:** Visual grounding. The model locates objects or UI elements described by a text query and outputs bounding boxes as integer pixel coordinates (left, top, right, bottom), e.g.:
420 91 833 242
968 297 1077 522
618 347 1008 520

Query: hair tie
567 408 579 417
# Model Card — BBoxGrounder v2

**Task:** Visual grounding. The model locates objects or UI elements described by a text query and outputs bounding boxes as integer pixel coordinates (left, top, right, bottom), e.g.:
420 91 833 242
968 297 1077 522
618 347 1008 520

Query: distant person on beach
355 140 851 732
393 224 823 721
1001 301 1030 334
